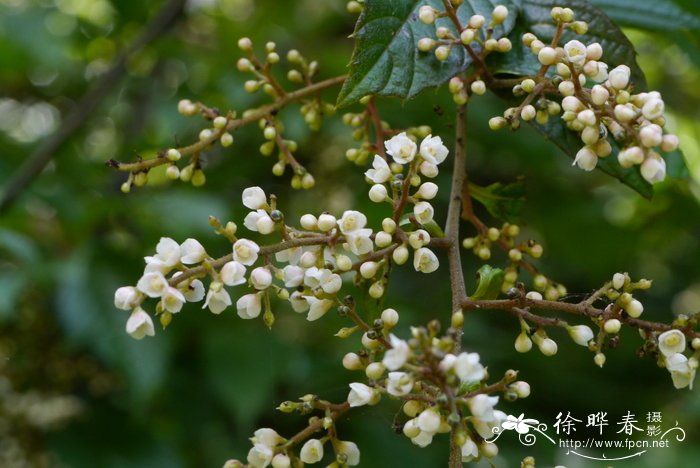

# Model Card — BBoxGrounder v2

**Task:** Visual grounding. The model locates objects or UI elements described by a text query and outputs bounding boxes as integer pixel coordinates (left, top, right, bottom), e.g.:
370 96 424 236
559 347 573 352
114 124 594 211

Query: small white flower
244 209 275 235
413 201 434 224
179 238 206 264
666 353 696 390
305 267 343 294
299 439 324 464
136 271 169 298
335 440 360 466
242 186 268 210
289 291 310 313
387 371 413 396
658 329 686 357
640 154 666 184
365 155 391 183
347 382 376 407
233 239 260 266
271 453 290 468
252 428 282 448
416 182 438 200
368 184 388 203
161 286 186 313
413 247 439 273
567 325 594 347
410 430 434 447
275 247 302 265
385 132 417 164
283 265 304 288
454 352 485 382
346 229 374 255
564 40 587 65
473 409 507 439
439 353 457 373
236 293 262 319
382 335 411 370
247 443 273 468
220 261 247 286
114 286 142 310
145 237 180 268
461 437 479 462
419 135 448 165
338 210 367 234
182 279 205 302
204 286 232 314
126 307 155 339
250 267 272 290
416 409 441 434
608 65 630 89
468 394 499 422
573 146 598 171
304 296 333 321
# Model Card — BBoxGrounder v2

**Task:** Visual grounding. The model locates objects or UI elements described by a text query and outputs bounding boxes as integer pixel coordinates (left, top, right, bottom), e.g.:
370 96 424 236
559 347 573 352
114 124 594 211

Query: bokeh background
1 0 700 466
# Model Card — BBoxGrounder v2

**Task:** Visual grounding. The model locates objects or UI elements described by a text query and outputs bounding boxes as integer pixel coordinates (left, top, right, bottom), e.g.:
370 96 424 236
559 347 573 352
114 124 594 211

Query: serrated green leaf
469 179 526 222
470 265 504 300
337 0 520 107
590 0 700 31
489 0 646 89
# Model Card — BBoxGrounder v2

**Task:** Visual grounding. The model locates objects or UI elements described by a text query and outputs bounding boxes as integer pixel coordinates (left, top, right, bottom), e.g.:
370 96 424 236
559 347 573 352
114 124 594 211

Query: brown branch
0 0 188 213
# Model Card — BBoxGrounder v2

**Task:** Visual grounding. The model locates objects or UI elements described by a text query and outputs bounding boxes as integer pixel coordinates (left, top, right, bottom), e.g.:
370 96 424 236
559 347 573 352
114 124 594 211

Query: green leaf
469 179 526 222
469 265 505 300
589 0 700 31
337 0 520 107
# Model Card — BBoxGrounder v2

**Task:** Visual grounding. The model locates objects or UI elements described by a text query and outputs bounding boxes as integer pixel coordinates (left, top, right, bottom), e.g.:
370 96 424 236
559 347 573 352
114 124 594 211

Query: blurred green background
1 0 700 467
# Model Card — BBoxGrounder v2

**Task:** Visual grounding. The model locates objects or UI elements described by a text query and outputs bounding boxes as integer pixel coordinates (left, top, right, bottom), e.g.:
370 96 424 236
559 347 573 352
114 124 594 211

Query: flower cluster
489 7 678 183
658 329 699 390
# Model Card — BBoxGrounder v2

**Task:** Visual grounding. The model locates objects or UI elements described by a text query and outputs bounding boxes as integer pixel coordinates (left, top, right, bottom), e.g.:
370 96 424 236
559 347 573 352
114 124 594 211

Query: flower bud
604 319 621 334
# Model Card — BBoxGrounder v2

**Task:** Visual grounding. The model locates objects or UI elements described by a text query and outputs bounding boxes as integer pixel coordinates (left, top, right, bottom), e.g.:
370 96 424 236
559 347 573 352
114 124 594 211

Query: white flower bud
577 109 597 127
413 201 434 224
417 409 441 433
271 454 290 468
369 184 388 203
608 65 630 90
564 40 587 65
581 126 600 145
604 319 621 334
573 146 598 171
317 213 337 232
413 247 439 273
558 80 575 96
299 251 318 268
300 439 324 464
639 124 663 148
520 105 536 121
511 381 530 398
339 210 367 234
567 325 594 346
418 37 435 52
625 298 644 318
365 362 386 380
250 267 273 290
538 337 558 356
612 272 626 290
221 261 247 286
342 352 364 372
468 14 485 29
300 214 317 230
360 261 379 279
537 46 558 65
114 286 142 310
594 352 606 368
562 96 583 112
416 182 438 199
514 333 532 353
471 80 486 95
617 146 644 167
642 98 665 120
418 5 435 24
492 5 508 23
640 153 666 184
392 244 409 265
660 134 679 152
381 308 400 328
586 42 603 61
590 84 610 106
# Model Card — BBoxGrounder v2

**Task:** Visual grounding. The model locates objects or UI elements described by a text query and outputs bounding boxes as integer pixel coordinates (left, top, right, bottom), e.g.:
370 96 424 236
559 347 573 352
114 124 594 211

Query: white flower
126 307 155 339
387 371 413 396
346 229 374 255
180 238 206 264
410 430 434 447
338 210 367 234
368 184 388 203
413 201 434 224
347 382 375 407
221 261 247 286
454 352 485 382
236 293 262 319
289 291 310 313
419 135 448 165
161 287 186 313
204 286 232 314
439 353 457 373
244 209 275 235
573 146 598 171
304 296 333 321
335 440 360 466
461 437 479 462
666 353 696 390
385 132 417 164
271 453 290 468
304 267 343 294
183 279 205 302
416 182 438 200
299 439 324 464
608 65 630 89
658 330 686 357
233 239 260 266
567 325 594 347
136 271 169 298
365 155 391 183
252 428 282 447
145 237 180 268
468 394 499 422
564 40 587 65
642 98 665 120
417 409 441 434
413 247 439 273
275 247 302 265
383 334 411 370
114 286 142 310
640 154 666 184
247 443 273 468
242 186 268 210
283 265 304 287
473 409 507 439
250 267 273 290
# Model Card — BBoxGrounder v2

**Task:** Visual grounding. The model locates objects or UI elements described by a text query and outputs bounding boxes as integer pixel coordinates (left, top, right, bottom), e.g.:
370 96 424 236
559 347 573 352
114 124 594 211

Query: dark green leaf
589 0 700 31
337 0 520 107
469 179 526 222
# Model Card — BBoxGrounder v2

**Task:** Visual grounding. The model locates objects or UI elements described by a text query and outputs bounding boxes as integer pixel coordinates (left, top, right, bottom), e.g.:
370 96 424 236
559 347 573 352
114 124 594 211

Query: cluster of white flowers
342 326 529 461
417 4 513 88
488 8 678 184
658 330 698 390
